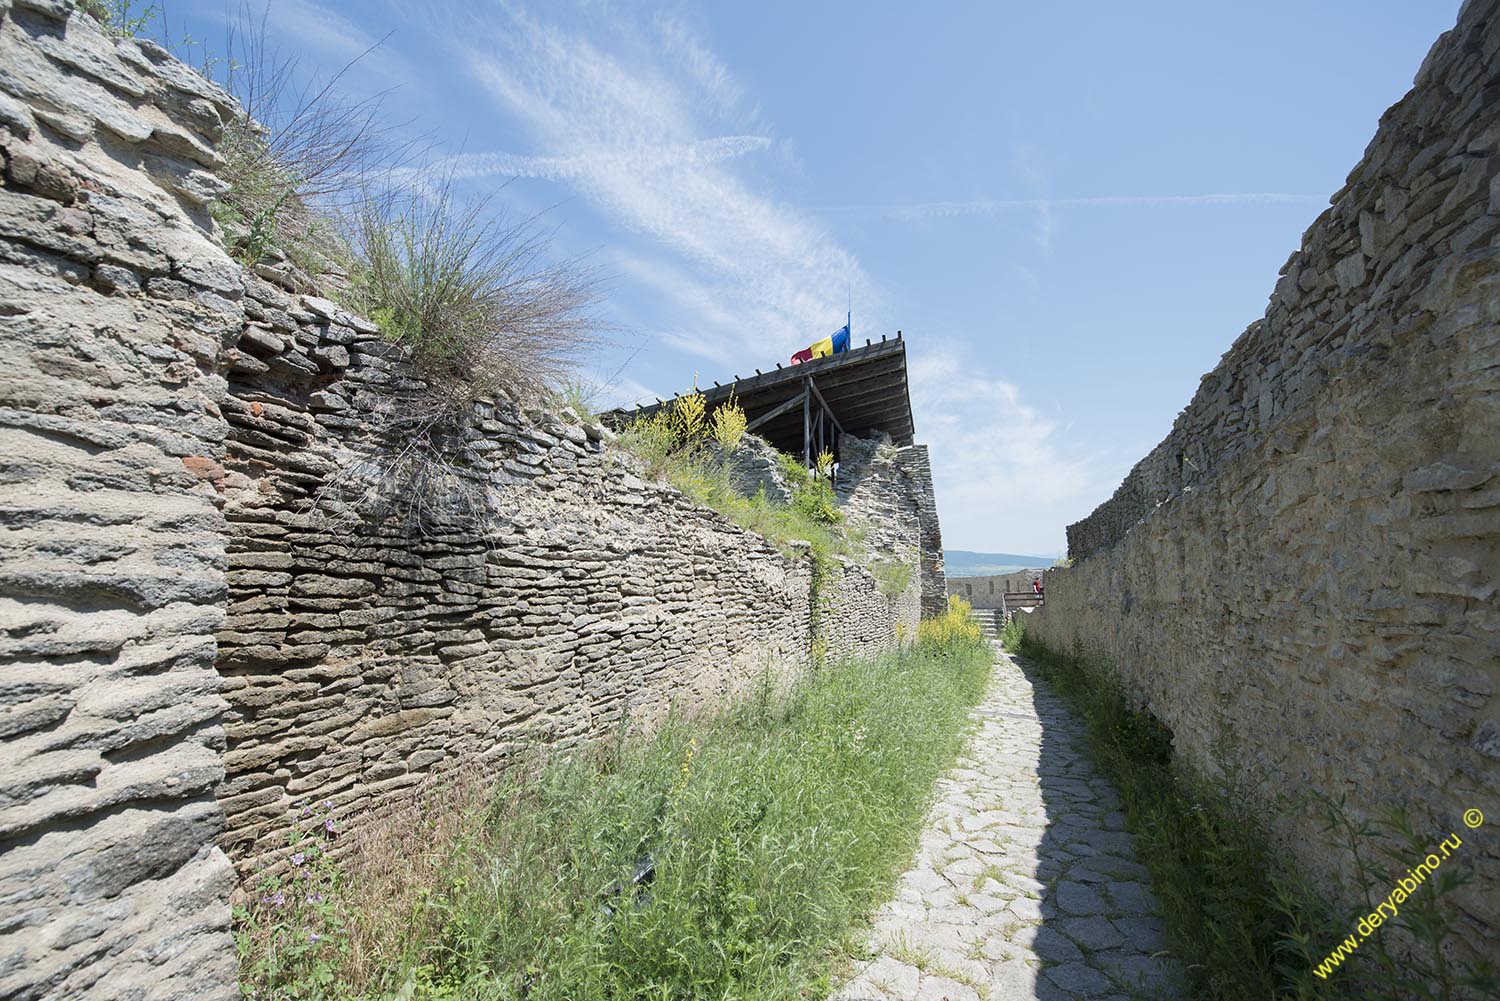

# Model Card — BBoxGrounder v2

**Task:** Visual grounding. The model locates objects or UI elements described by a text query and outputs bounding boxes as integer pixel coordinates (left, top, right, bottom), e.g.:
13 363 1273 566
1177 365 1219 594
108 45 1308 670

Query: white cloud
853 191 1326 221
445 2 874 366
1010 144 1055 255
909 341 1129 554
249 0 417 87
592 374 662 412
648 10 761 126
405 135 772 187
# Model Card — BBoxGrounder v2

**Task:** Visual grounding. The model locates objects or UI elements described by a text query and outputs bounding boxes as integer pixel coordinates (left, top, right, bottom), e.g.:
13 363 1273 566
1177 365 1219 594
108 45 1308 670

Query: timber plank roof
605 334 916 454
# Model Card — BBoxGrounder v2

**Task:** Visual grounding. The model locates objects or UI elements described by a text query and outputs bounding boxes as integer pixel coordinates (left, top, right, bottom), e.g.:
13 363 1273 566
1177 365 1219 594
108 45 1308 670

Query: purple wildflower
306 892 323 905
309 932 320 944
324 818 335 833
272 892 285 907
291 852 306 867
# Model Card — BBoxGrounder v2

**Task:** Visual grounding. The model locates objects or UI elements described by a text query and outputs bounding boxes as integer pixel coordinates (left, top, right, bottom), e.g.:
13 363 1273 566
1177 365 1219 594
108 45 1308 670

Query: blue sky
169 0 1461 555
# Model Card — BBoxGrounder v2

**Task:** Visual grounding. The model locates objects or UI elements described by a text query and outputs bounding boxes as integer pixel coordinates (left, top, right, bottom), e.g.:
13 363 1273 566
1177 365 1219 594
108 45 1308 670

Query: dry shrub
345 183 603 405
301 180 603 536
207 4 415 271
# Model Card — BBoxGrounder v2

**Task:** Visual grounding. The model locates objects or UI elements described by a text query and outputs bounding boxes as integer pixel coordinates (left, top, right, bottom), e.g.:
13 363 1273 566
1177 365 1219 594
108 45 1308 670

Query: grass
871 558 913 598
237 627 993 1000
184 8 602 407
345 185 601 402
615 397 859 604
1002 624 1499 1001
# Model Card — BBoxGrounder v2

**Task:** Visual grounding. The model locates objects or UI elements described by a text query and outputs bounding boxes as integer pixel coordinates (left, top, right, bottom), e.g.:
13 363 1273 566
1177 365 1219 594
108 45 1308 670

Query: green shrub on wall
872 558 912 598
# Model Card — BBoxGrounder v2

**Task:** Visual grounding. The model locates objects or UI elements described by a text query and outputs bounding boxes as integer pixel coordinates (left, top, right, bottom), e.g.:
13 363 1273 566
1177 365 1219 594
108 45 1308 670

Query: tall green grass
239 634 992 1000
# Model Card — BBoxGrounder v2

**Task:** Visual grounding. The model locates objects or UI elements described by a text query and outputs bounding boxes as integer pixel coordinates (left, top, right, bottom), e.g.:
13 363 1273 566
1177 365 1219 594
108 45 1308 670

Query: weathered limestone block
0 5 241 998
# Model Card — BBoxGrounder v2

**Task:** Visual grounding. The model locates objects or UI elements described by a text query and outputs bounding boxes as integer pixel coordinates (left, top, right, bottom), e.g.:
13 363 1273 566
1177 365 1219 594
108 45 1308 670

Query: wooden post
802 376 811 468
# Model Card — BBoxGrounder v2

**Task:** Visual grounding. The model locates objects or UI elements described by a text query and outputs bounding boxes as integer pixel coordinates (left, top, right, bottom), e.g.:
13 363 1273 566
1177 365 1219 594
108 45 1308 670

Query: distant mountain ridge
944 549 1054 577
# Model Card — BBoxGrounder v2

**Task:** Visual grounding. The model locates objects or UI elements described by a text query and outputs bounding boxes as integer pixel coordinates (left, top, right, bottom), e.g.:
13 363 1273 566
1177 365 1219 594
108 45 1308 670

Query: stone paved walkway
835 646 1183 1001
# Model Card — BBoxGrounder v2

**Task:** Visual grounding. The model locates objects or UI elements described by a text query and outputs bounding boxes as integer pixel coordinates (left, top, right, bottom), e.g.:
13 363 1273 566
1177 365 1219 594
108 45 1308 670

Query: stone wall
0 3 942 995
837 432 945 616
1028 0 1499 959
214 292 887 870
947 571 1048 611
0 3 241 998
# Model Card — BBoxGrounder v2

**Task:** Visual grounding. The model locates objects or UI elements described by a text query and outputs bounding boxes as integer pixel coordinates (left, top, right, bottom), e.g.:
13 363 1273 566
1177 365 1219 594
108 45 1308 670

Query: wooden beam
662 339 902 408
745 390 807 432
802 376 811 466
805 375 844 439
826 395 912 422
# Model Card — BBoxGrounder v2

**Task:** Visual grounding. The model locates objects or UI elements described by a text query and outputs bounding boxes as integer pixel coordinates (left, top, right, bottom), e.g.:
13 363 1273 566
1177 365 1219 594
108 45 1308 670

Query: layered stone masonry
1068 0 1500 563
837 432 946 617
215 286 915 870
1031 0 1499 961
0 3 241 998
0 2 937 996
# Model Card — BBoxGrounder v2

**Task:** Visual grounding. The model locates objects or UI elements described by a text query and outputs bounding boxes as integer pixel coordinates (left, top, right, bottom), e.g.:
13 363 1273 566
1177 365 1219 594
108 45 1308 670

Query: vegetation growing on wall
344 186 601 405
235 630 993 1000
618 390 850 561
871 558 913 598
615 387 882 643
710 390 747 453
1001 623 1498 1001
76 0 157 37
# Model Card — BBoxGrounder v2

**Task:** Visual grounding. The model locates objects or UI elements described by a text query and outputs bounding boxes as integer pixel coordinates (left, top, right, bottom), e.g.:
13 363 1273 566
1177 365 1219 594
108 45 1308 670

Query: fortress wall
0 4 243 998
947 571 1048 611
837 432 945 617
0 4 935 996
215 294 835 872
1028 0 1499 956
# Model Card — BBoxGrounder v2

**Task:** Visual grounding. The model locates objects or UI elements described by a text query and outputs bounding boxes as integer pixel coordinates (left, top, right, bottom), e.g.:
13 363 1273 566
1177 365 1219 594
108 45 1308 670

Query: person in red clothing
1032 577 1043 598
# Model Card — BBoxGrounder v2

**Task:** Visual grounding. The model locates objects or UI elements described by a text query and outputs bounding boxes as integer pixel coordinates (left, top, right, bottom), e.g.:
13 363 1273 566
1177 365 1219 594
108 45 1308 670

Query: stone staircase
969 607 1006 639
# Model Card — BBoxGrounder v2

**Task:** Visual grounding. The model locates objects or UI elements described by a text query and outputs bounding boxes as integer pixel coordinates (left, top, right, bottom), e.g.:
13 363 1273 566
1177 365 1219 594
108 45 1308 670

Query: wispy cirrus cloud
437 1 873 365
823 191 1324 221
403 135 772 186
883 191 1326 220
236 0 419 90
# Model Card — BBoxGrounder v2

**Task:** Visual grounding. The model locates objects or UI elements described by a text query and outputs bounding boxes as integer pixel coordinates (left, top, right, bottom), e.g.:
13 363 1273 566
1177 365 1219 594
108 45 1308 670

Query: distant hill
944 549 1055 577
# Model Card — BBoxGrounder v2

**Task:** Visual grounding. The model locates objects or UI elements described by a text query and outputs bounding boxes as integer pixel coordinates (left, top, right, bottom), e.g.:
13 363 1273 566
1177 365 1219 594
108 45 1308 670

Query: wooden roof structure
605 333 916 465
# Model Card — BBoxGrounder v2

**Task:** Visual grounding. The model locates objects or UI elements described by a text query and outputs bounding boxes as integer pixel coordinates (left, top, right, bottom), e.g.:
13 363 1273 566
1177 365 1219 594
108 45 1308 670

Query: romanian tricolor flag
790 321 851 365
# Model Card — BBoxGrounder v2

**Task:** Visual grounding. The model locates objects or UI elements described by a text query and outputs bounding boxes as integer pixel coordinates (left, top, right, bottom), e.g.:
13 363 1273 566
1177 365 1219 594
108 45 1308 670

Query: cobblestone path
835 646 1182 1001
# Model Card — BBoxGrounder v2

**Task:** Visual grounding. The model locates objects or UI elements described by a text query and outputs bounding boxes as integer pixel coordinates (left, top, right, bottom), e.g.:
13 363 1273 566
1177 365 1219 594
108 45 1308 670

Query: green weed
998 615 1024 652
871 558 913 598
237 634 993 999
77 0 158 38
